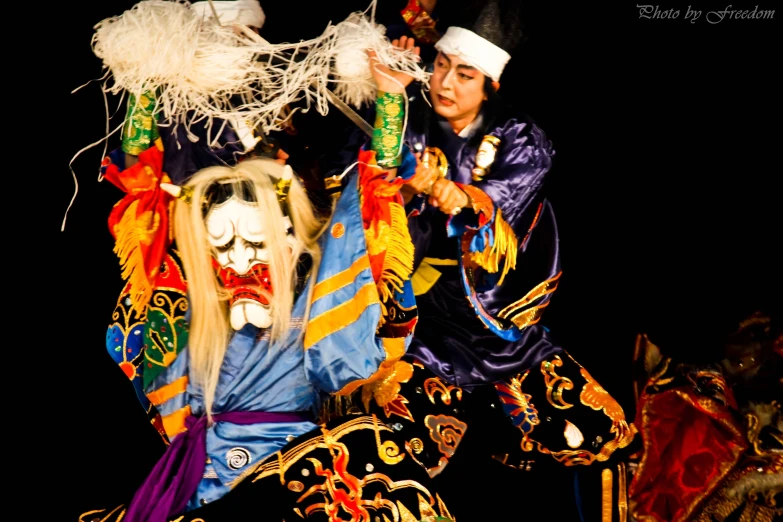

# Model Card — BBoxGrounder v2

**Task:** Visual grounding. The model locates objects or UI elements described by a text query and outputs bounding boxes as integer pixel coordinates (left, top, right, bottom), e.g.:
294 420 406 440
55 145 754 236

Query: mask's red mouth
212 259 272 306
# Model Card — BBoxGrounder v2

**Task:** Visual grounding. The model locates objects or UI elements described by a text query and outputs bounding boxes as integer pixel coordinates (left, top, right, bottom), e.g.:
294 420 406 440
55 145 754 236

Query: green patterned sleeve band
371 91 405 168
122 90 160 156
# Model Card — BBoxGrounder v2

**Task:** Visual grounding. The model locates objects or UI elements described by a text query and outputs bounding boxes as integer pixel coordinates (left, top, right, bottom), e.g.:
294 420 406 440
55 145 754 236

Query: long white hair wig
174 157 324 419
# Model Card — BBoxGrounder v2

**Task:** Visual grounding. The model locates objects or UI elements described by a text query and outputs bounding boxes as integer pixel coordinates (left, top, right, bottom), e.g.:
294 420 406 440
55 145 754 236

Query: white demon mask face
205 195 297 331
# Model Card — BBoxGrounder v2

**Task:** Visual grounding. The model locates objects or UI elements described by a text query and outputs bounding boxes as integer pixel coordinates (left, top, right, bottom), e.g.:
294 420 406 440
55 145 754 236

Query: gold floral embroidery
526 423 639 467
396 492 450 522
372 415 406 465
425 414 467 459
109 291 146 381
498 272 562 319
417 492 439 518
423 377 463 405
510 304 548 330
145 291 189 370
579 366 633 442
78 506 126 522
300 440 380 518
541 355 574 409
247 416 387 484
435 493 454 521
357 357 414 408
426 457 449 478
409 438 424 454
495 371 540 451
338 338 413 412
292 429 445 521
381 394 415 422
397 501 420 522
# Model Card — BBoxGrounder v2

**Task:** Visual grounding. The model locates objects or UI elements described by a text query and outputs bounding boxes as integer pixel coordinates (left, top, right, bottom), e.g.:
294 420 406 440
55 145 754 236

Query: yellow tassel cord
113 199 155 314
469 207 518 286
375 202 415 325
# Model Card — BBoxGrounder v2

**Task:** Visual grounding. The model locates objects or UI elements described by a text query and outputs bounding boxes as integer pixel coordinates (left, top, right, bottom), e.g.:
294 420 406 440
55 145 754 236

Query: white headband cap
191 0 266 29
434 26 511 82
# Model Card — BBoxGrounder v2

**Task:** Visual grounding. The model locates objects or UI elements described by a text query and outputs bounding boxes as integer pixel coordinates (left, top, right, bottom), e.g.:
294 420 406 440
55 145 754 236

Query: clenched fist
428 178 469 215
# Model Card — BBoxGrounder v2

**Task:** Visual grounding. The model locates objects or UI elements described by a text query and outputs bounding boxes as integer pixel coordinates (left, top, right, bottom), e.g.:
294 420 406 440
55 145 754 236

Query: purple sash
124 411 312 522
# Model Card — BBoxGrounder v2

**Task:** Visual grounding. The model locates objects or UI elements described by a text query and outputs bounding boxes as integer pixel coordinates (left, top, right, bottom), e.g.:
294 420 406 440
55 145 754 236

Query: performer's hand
367 35 420 94
406 152 442 193
428 178 469 215
274 148 289 166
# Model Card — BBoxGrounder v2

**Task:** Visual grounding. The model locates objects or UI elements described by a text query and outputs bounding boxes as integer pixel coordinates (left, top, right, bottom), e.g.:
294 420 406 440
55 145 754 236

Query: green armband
122 90 160 155
371 91 405 168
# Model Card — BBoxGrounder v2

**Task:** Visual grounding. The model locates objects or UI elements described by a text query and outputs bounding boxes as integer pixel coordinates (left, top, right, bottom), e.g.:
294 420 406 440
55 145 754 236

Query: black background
47 1 778 520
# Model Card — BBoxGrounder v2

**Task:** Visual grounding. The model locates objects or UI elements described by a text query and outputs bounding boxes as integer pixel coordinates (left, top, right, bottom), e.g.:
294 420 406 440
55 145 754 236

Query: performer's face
205 196 295 330
430 52 487 125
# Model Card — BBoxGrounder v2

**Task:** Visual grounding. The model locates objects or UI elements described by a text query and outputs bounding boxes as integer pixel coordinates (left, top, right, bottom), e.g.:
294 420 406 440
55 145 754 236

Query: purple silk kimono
322 93 564 387
402 96 564 387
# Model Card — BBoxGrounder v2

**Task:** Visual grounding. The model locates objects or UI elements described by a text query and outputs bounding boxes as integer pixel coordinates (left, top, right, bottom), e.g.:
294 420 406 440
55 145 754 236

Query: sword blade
323 88 374 137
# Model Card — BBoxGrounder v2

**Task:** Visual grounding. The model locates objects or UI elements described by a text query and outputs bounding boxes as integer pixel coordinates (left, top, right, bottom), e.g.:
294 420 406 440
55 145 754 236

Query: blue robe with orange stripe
105 151 417 511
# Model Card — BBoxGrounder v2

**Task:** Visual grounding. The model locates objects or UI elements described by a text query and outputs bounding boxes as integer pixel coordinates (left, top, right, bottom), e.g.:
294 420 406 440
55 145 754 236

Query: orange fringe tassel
113 200 154 314
469 208 518 286
376 201 415 325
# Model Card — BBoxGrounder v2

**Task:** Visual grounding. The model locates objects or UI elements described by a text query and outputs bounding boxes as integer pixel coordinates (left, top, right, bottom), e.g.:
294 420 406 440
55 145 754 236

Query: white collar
457 113 484 138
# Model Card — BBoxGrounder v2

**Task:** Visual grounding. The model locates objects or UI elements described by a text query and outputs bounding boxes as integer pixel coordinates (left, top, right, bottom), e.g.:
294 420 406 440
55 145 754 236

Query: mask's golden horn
161 182 194 204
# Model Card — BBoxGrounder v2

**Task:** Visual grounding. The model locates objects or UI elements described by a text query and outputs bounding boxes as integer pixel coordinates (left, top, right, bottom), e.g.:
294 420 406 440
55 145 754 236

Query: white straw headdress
64 0 429 230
